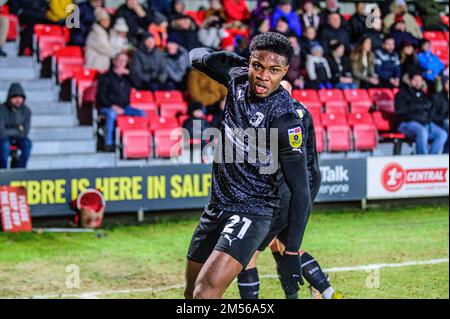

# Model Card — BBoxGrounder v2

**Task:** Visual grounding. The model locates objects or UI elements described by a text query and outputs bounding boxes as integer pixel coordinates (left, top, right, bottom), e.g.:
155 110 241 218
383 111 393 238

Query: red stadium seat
324 100 348 114
130 90 158 117
302 100 322 112
116 116 148 134
308 107 322 126
37 35 66 61
321 112 348 127
73 69 99 106
348 112 375 127
148 116 180 133
350 100 373 113
154 90 184 104
154 128 182 158
54 46 83 62
430 40 449 64
423 31 446 41
178 114 189 126
122 129 152 159
318 89 344 103
0 13 18 41
314 125 325 153
160 101 188 117
445 32 449 43
326 125 351 152
353 124 378 151
292 89 319 102
56 56 84 82
371 111 392 132
343 89 370 103
368 88 395 113
441 15 449 26
0 5 9 13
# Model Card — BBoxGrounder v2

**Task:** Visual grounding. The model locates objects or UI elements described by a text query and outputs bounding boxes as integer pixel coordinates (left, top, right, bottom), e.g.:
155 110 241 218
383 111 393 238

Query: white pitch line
16 257 450 299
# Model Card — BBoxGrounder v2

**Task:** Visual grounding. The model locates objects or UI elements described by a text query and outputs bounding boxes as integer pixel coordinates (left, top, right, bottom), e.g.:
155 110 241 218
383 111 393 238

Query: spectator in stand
299 0 320 32
349 2 369 44
320 12 351 54
395 73 447 154
389 20 418 51
272 16 291 37
374 37 401 88
114 0 167 47
70 0 104 47
204 0 227 21
47 0 73 24
163 34 190 90
222 0 250 23
326 40 357 89
271 0 302 38
9 0 49 55
235 36 250 59
251 17 271 38
130 32 167 91
414 0 448 31
431 76 449 153
147 0 172 16
286 33 304 89
399 41 421 88
198 16 227 50
187 68 227 109
300 26 320 61
250 0 272 30
110 18 130 53
319 0 348 32
364 5 384 52
168 14 201 51
383 0 422 40
166 0 186 21
417 39 445 92
97 53 145 151
0 15 8 57
182 102 211 150
0 83 32 169
351 37 379 89
85 8 121 72
306 44 332 89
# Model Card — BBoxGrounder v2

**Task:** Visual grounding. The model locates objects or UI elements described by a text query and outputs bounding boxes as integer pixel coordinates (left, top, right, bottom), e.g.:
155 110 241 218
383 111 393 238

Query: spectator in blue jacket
70 0 104 47
374 36 401 88
271 0 302 38
417 39 445 90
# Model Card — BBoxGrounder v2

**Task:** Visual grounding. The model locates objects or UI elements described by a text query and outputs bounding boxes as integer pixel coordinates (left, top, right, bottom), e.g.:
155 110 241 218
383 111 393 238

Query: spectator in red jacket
222 0 250 23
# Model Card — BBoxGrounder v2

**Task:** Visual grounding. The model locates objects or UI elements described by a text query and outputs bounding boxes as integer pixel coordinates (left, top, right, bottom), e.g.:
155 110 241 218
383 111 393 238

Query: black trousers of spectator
18 16 51 55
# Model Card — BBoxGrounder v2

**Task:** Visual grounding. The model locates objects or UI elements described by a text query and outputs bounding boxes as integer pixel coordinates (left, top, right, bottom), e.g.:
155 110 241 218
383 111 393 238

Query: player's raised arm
189 48 248 86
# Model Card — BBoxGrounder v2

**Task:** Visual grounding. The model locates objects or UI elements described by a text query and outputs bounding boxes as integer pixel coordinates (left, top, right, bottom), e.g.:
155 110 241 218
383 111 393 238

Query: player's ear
282 64 289 78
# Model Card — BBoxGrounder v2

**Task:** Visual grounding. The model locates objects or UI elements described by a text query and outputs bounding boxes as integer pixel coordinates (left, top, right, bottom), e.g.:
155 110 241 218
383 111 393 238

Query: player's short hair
249 32 294 65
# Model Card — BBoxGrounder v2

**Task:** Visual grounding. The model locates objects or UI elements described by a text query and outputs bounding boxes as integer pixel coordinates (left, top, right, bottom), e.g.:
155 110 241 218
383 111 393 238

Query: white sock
322 287 335 299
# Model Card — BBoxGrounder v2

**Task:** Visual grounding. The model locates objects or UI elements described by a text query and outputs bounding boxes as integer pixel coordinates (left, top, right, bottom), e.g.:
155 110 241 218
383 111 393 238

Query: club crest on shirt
288 126 303 151
249 112 265 127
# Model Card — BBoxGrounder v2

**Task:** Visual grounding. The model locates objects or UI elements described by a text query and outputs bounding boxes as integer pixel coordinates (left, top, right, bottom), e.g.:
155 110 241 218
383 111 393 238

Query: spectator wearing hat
399 41 421 87
0 83 32 169
431 76 449 153
271 0 302 38
85 8 121 72
114 0 167 47
110 18 130 53
389 20 418 51
326 41 357 89
351 37 379 89
70 0 104 47
222 0 250 23
374 36 401 88
130 32 168 91
383 0 422 39
417 39 445 91
306 43 332 89
198 16 227 50
320 12 351 54
163 34 190 90
168 14 201 51
396 73 447 154
97 53 146 151
299 0 320 32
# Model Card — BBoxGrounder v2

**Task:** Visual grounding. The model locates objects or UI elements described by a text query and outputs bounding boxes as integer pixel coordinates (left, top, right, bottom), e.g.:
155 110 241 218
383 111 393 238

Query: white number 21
223 215 252 239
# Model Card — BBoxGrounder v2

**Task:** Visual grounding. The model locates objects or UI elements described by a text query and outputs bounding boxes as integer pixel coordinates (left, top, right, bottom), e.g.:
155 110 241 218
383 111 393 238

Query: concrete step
27 153 116 170
0 89 58 103
31 115 78 128
0 67 37 80
2 42 18 57
0 57 35 68
32 139 97 155
0 79 56 91
29 103 73 115
29 126 95 141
